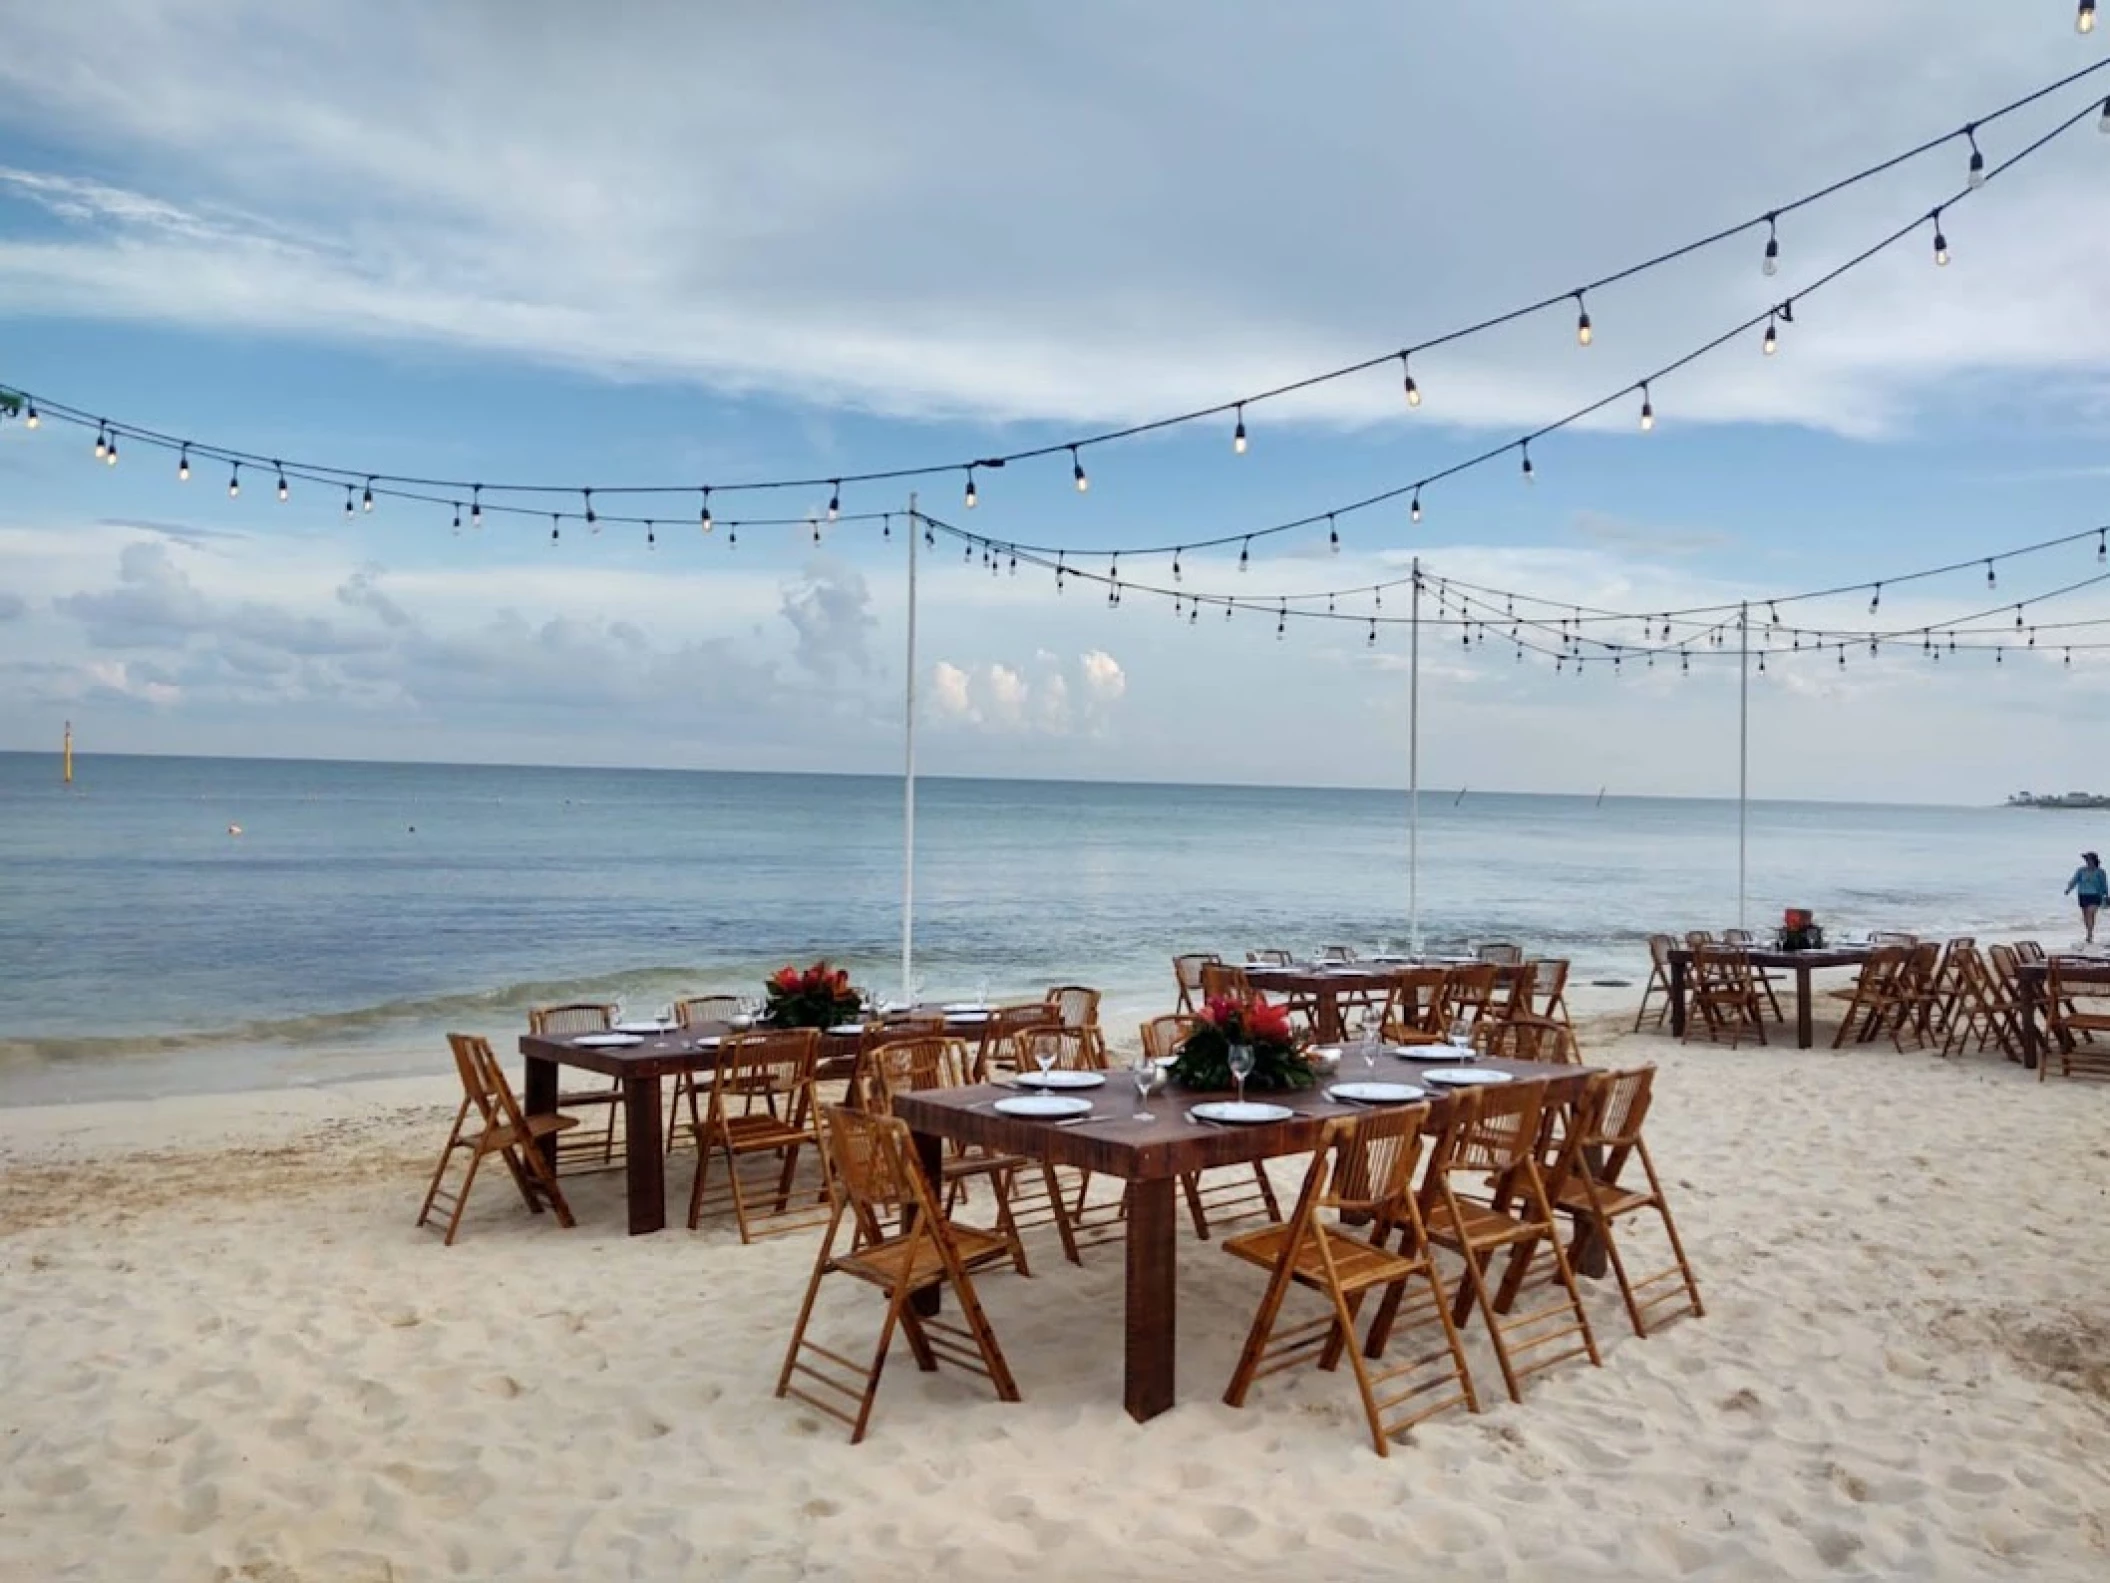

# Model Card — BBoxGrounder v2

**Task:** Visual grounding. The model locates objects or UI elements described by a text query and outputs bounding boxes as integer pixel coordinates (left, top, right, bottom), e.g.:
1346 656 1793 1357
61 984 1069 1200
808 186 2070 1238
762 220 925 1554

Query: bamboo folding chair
1685 942 1767 1048
662 994 746 1150
1137 1015 1282 1240
1483 1013 1580 1065
1378 968 1448 1045
1719 930 1784 1022
1551 1067 1704 1337
971 1002 1059 1081
1828 946 1907 1048
1530 958 1576 1031
417 1033 578 1245
527 1002 624 1171
1172 953 1219 1015
1940 946 2017 1060
2013 939 2047 965
2042 959 2110 1081
1222 1106 1479 1456
1474 942 1523 965
1632 935 1676 1031
1200 962 1257 1003
686 1028 830 1241
1044 985 1107 1066
1887 942 1944 1050
776 1106 1021 1444
861 1036 1031 1274
1433 964 1500 1045
1406 1082 1601 1404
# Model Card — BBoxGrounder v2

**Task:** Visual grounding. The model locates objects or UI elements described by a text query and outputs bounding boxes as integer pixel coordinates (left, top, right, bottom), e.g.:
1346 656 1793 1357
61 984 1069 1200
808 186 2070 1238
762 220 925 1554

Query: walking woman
2065 851 2108 944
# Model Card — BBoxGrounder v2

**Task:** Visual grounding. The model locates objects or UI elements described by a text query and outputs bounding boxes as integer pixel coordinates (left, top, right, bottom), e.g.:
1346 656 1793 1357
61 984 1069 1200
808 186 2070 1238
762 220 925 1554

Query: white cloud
925 649 1129 737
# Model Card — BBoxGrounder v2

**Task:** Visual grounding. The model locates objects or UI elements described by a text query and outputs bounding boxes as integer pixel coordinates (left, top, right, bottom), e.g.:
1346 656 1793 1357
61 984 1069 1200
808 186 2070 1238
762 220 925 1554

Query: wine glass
1129 1052 1158 1122
1357 1013 1382 1075
1449 1014 1473 1054
1228 1042 1255 1108
656 1003 674 1032
611 996 628 1029
975 974 990 1009
1033 1033 1060 1087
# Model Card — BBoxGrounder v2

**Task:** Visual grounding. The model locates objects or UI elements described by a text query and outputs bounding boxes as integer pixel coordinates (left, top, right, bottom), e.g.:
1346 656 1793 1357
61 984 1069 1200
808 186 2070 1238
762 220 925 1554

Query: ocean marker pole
902 494 919 1006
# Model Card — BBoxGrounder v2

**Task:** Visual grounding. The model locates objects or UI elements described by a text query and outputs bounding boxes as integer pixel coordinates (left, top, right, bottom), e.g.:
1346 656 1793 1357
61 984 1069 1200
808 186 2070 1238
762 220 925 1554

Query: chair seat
1222 1221 1422 1294
834 1223 1014 1289
1555 1178 1654 1218
1424 1198 1544 1251
711 1114 813 1154
479 1111 580 1153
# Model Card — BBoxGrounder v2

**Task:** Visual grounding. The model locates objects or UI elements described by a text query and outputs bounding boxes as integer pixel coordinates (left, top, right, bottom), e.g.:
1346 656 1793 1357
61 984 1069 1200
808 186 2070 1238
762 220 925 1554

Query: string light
1239 538 1250 572
92 425 107 461
1932 210 1950 266
550 513 560 544
583 488 596 530
22 402 36 429
1869 583 1882 614
104 431 118 466
646 518 657 547
1762 312 1779 356
228 463 241 498
2100 97 2110 133
1172 551 1183 582
1638 384 1655 431
177 445 190 482
1233 404 1248 454
1574 292 1593 347
964 467 978 509
472 486 483 529
274 464 288 501
1409 489 1422 524
1987 559 1997 588
828 482 840 521
2081 1 2097 36
1401 354 1421 409
343 484 355 519
454 504 464 535
1762 213 1780 276
2098 529 2105 563
361 478 375 513
1071 447 1088 493
1965 126 1987 189
1519 439 1535 485
1328 514 1340 553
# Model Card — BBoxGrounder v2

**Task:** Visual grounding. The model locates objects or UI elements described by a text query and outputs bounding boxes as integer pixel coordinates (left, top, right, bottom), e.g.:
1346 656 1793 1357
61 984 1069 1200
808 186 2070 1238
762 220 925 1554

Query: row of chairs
1178 955 1575 1055
779 1062 1703 1451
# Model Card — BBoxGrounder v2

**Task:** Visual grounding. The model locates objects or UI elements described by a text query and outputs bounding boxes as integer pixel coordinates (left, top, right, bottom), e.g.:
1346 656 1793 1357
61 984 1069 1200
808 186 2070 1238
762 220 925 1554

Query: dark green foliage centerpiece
1167 996 1315 1092
764 959 864 1029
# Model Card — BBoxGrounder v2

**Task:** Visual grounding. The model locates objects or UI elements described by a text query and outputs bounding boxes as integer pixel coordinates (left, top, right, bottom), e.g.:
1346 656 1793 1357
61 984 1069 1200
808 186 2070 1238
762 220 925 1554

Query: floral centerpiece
764 959 864 1029
1166 995 1315 1092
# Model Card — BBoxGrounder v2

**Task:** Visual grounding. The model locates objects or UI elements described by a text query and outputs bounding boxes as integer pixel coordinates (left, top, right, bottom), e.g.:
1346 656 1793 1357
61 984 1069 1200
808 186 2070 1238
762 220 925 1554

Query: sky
1 1 2107 803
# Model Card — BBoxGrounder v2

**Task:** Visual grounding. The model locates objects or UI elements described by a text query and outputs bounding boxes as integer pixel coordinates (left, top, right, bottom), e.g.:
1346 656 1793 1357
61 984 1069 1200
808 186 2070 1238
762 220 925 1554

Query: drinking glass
611 997 628 1028
1034 1035 1059 1085
975 974 990 1009
1130 1054 1157 1122
1449 1015 1473 1052
1228 1042 1255 1108
656 1004 674 1031
1358 1014 1381 1075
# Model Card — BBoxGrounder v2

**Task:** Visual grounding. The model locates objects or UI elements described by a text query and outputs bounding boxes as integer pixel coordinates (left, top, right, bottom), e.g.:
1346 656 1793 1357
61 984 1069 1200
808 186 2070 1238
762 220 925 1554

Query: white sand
4 997 2108 1581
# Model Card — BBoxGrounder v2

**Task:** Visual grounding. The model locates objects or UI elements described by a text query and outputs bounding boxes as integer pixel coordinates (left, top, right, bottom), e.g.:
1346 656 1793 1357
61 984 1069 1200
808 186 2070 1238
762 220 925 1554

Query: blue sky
1 2 2107 801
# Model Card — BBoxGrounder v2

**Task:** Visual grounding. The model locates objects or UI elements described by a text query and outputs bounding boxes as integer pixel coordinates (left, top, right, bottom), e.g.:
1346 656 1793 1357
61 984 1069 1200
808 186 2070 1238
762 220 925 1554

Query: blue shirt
2069 865 2108 899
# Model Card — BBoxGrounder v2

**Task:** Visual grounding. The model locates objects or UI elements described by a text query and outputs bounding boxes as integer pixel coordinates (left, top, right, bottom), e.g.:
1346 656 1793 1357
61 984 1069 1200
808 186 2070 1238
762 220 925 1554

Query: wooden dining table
1665 944 1872 1050
1244 959 1529 1042
891 1055 1591 1424
2009 957 2110 1071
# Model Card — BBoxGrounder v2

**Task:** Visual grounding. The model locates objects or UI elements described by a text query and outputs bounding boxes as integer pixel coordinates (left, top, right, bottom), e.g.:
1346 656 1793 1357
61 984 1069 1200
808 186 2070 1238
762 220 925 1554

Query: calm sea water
0 752 2087 1103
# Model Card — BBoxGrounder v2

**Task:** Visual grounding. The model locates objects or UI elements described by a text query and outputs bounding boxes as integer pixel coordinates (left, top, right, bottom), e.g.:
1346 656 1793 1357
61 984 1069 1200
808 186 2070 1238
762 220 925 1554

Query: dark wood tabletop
1664 943 1874 1049
893 1055 1591 1423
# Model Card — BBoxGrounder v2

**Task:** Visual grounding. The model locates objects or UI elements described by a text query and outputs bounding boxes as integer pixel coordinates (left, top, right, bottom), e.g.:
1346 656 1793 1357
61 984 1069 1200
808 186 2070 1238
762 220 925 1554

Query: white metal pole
1409 557 1422 954
1739 600 1750 933
902 494 919 1004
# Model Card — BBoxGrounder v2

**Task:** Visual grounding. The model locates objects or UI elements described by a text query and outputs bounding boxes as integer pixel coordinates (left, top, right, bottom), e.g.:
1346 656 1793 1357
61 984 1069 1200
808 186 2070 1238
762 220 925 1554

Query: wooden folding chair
1940 946 2017 1060
1686 942 1767 1048
1483 1013 1579 1064
1829 946 1906 1048
661 994 746 1150
1378 968 1448 1045
2042 959 2110 1081
1474 942 1523 965
1887 942 1943 1051
1719 930 1784 1022
776 1106 1021 1444
1633 935 1675 1031
1222 1106 1478 1456
1433 964 1499 1046
1172 953 1219 1015
861 1036 1031 1274
1201 961 1257 1002
971 1002 1058 1081
1551 1067 1704 1337
527 1001 624 1171
1411 1082 1601 1404
1531 958 1575 1031
686 1028 830 1241
417 1034 578 1245
1044 984 1107 1066
1137 1015 1282 1240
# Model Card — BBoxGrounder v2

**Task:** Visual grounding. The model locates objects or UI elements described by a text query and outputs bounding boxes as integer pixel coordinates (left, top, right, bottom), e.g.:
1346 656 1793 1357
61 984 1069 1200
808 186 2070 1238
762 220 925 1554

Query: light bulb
1409 489 1422 523
964 469 978 509
104 435 118 466
1762 316 1779 356
22 404 36 429
2098 97 2109 134
1638 386 1654 431
827 483 840 521
177 447 190 481
1932 214 1950 266
1071 447 1088 493
1574 294 1592 347
1762 216 1779 277
1233 404 1248 454
698 489 711 533
1967 145 1986 189
362 481 374 513
1328 516 1339 553
276 469 289 502
2081 0 2096 35
343 486 355 518
1520 443 1534 484
93 428 107 460
228 465 241 498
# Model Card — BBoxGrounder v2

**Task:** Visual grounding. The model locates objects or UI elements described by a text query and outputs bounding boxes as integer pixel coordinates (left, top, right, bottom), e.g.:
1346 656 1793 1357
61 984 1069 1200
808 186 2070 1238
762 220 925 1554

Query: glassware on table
656 1004 674 1031
1357 1014 1381 1074
1227 1042 1255 1108
1449 1015 1472 1050
975 974 990 1008
1034 1035 1060 1084
1129 1053 1158 1121
610 997 628 1027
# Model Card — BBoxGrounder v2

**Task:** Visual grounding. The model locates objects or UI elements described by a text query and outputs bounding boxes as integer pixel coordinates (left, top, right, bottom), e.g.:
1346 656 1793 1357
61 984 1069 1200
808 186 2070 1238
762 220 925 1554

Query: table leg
623 1076 666 1236
1124 1176 1178 1423
1668 958 1687 1037
909 1129 944 1318
1795 965 1814 1050
523 1054 559 1172
2020 974 2041 1071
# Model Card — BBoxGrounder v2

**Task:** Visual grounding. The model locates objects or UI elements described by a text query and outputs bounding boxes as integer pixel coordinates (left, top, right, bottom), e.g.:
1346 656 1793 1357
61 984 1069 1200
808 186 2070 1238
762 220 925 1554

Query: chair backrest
1870 931 1918 947
1684 931 1715 950
1382 967 1448 1033
1946 936 1975 951
1044 985 1102 1030
1173 953 1219 994
1246 949 1293 967
1321 944 1358 963
1016 1026 1103 1072
1200 962 1255 1002
1720 929 1753 946
446 1032 526 1134
1534 958 1571 1007
1483 1014 1578 1064
1475 942 1523 965
2013 939 2046 964
974 1003 1059 1077
1691 939 1756 990
1581 1065 1656 1151
1648 934 1674 968
1902 941 1940 988
1321 1104 1432 1221
709 1027 819 1115
1139 1014 1196 1061
1496 960 1540 1018
528 1002 615 1036
817 1104 926 1223
675 994 742 1028
1424 1080 1548 1188
861 1036 971 1114
1434 963 1499 1028
1985 943 2019 985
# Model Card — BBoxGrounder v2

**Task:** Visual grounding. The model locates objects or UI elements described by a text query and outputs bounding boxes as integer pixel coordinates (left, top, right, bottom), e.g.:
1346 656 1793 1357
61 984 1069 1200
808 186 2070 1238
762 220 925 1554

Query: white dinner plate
942 1001 990 1014
690 1035 722 1048
1015 1070 1106 1090
945 1011 991 1024
573 1033 644 1048
612 1020 669 1035
1188 1100 1296 1125
826 1023 869 1036
993 1095 1095 1119
1328 1081 1426 1105
1395 1044 1476 1062
1421 1068 1513 1087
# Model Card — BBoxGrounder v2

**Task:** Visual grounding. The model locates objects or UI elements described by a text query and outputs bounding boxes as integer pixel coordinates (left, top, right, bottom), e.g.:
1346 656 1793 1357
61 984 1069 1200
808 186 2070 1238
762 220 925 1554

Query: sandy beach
3 994 2107 1582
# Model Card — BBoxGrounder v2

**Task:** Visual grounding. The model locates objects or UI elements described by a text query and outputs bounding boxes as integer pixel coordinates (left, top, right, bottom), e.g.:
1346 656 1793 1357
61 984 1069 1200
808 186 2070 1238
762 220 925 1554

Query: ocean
0 751 2085 1103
